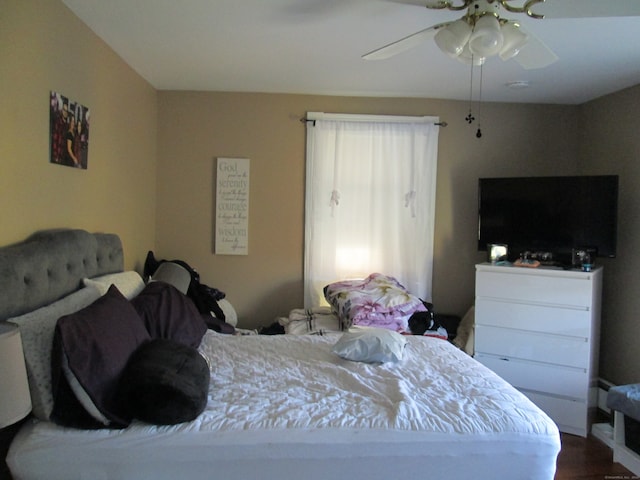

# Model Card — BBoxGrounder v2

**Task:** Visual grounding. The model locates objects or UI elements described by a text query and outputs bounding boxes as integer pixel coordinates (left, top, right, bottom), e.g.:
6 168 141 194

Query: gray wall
580 84 640 385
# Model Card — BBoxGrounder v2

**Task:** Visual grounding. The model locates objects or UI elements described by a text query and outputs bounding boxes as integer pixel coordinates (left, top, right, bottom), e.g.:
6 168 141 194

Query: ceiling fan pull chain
476 63 483 138
465 60 475 125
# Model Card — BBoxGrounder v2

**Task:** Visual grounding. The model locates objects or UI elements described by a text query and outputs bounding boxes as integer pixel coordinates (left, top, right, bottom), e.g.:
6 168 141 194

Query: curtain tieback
329 190 341 216
404 190 417 218
330 190 340 206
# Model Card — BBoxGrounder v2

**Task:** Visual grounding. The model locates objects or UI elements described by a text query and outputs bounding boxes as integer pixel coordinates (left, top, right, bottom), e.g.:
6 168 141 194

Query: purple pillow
131 282 207 348
51 285 150 428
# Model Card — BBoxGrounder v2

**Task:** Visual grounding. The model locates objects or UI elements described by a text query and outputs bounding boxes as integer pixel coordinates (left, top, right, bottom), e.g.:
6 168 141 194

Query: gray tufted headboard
0 229 123 321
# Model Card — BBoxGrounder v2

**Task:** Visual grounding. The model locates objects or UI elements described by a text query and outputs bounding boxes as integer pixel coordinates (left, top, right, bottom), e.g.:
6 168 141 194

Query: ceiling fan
363 0 640 69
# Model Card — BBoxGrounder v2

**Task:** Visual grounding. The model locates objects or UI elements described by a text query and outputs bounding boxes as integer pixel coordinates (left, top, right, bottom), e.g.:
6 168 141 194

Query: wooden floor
556 432 638 480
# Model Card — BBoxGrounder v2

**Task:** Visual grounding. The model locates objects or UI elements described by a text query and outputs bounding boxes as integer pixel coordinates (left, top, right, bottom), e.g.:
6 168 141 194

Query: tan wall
579 84 640 385
157 91 579 328
0 0 157 271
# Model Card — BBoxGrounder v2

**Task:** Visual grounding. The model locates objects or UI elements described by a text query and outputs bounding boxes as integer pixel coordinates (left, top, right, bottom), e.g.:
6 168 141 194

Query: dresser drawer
475 298 592 338
475 325 589 368
476 269 594 307
476 353 589 401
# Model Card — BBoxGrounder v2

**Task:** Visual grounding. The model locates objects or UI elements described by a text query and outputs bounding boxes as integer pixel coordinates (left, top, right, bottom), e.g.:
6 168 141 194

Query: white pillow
8 286 102 420
83 271 145 299
279 307 341 335
332 327 407 364
217 299 237 327
62 353 110 426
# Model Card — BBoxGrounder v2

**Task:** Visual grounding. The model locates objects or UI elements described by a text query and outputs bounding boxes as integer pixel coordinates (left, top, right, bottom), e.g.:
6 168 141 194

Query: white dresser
474 263 602 437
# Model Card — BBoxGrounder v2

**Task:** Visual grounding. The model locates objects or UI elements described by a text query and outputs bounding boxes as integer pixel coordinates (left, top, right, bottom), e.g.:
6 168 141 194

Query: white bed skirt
9 420 559 480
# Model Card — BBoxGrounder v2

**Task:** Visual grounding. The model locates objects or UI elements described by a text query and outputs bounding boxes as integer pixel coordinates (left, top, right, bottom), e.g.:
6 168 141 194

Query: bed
2 229 561 480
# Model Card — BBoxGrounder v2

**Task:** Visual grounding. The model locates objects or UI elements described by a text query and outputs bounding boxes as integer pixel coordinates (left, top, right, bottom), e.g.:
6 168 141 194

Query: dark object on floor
409 302 461 341
259 322 285 335
408 312 436 335
434 314 461 341
408 302 438 335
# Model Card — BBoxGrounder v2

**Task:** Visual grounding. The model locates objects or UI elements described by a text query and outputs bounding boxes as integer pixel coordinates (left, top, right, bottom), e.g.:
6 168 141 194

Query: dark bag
408 301 438 335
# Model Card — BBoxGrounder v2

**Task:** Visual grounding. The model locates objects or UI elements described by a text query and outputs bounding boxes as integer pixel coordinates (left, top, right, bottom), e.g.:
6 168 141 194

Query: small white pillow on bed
83 271 145 299
332 327 407 364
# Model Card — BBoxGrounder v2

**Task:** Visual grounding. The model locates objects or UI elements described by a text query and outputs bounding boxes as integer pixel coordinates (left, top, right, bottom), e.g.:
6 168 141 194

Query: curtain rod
300 113 447 127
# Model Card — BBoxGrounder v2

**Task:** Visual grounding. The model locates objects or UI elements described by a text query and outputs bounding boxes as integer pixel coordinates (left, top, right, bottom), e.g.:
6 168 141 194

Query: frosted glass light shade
499 21 529 60
457 43 486 66
0 323 32 428
434 19 472 58
469 14 504 57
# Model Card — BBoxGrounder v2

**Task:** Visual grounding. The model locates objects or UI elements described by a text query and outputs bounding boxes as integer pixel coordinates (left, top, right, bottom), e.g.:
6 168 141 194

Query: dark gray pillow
131 282 207 348
119 338 210 425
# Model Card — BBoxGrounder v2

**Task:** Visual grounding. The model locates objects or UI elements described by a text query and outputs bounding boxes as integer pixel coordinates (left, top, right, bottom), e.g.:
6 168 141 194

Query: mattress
8 331 560 480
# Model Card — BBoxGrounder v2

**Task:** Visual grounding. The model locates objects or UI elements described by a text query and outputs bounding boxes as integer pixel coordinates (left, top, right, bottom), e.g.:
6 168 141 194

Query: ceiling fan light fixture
499 21 529 60
434 19 472 57
457 43 486 66
468 14 503 57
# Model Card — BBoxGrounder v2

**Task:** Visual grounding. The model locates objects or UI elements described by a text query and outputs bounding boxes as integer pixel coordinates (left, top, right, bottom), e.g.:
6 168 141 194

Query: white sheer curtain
304 113 440 308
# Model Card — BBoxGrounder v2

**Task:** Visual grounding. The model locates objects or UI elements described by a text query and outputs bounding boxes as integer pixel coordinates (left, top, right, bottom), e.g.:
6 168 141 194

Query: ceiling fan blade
529 0 640 18
511 26 558 69
362 22 449 60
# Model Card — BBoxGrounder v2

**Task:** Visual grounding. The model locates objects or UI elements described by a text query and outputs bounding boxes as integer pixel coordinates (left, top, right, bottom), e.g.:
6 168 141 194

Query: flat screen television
478 175 619 264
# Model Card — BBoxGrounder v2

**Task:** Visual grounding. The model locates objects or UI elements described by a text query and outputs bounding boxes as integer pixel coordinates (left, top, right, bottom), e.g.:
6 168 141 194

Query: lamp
435 14 528 64
434 18 472 58
469 14 503 57
499 21 529 60
428 2 539 138
0 323 31 429
150 262 192 295
457 43 486 66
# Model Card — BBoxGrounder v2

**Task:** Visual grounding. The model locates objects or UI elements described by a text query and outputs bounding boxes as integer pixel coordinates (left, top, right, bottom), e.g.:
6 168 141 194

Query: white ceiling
61 0 640 105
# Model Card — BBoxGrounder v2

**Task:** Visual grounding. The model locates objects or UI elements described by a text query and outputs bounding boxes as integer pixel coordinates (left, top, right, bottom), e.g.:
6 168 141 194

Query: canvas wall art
49 91 90 169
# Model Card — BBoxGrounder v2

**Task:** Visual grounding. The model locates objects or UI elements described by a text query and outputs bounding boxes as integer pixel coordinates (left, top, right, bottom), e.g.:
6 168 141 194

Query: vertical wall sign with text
215 157 250 255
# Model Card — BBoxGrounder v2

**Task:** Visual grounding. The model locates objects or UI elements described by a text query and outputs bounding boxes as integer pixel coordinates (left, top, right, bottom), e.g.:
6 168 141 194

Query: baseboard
592 422 615 448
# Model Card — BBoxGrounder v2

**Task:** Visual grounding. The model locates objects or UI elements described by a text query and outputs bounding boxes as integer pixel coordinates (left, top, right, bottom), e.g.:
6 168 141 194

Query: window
304 113 440 307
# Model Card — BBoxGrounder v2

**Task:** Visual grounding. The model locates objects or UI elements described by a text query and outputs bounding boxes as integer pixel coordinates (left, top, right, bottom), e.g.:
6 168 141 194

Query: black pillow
131 281 207 348
51 285 150 428
119 338 210 425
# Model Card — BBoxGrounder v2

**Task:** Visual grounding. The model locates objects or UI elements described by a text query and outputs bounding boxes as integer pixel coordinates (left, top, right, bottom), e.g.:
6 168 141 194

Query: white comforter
195 331 555 435
8 331 560 480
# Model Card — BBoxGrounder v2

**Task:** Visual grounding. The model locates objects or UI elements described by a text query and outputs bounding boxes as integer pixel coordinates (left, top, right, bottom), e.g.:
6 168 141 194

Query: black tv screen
478 175 618 262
